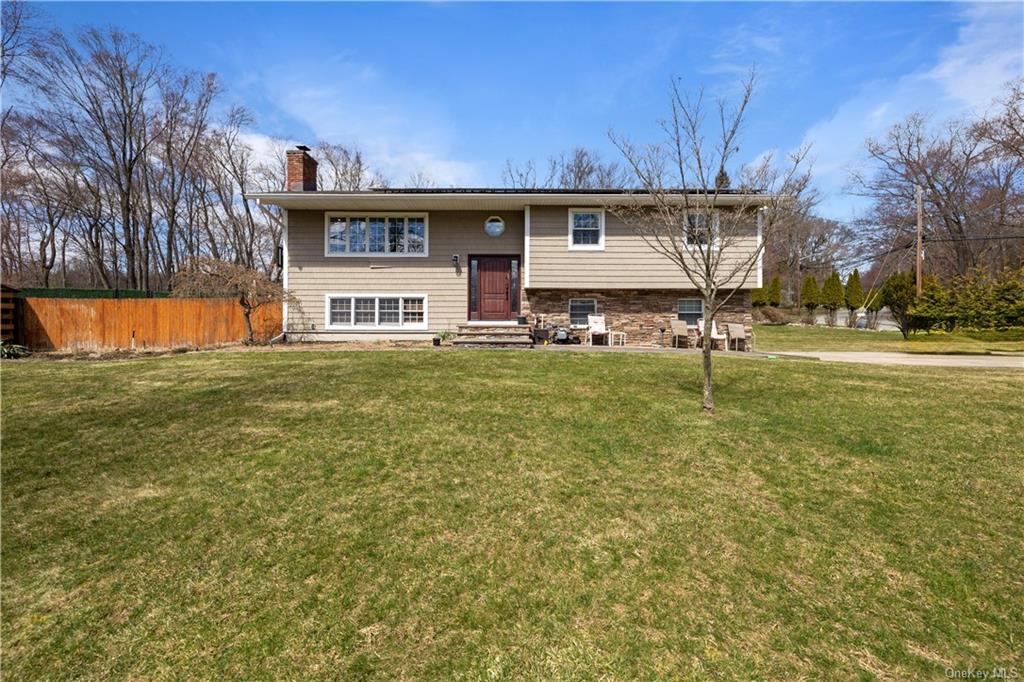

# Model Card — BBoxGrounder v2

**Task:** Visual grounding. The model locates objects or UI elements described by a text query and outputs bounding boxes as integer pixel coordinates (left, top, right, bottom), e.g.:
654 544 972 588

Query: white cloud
928 2 1024 110
256 57 479 187
800 2 1022 221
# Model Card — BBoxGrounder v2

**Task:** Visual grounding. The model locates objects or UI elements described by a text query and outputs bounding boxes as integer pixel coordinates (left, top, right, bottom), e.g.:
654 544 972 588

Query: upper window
326 214 428 257
684 211 719 247
568 209 605 250
569 298 597 327
677 298 704 326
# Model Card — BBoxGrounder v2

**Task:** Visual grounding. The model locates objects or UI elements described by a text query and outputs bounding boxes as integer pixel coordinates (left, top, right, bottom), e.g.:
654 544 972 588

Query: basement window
325 295 428 329
677 298 704 326
569 298 597 327
326 214 428 256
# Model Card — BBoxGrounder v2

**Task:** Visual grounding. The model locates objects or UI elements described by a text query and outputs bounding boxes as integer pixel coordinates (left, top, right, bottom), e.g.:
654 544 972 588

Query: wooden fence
1 285 17 343
18 297 282 351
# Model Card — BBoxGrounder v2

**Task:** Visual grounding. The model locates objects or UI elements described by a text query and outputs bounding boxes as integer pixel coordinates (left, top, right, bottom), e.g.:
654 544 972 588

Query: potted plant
433 329 455 346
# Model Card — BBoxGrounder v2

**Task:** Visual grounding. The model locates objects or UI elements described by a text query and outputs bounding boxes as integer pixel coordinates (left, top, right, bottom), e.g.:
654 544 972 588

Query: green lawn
755 323 1024 354
3 351 1022 679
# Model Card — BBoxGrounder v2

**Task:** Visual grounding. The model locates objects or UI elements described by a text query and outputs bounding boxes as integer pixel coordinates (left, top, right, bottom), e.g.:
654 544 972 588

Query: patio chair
670 319 691 348
698 318 728 350
726 323 748 351
586 314 609 346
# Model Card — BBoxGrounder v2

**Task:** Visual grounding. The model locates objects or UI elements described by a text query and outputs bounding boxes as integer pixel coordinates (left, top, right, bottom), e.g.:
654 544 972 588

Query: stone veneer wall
522 289 753 347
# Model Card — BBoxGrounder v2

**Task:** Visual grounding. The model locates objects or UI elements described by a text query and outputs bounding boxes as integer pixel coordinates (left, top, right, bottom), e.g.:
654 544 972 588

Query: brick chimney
286 145 318 191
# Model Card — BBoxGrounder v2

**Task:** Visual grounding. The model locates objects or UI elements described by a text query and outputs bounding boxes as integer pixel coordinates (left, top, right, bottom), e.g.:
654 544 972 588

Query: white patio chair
586 314 609 346
697 318 728 350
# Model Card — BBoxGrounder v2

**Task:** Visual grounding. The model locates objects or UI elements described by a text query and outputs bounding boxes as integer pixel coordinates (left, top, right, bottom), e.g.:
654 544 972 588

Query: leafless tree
546 147 628 189
406 170 434 189
976 78 1024 163
851 103 1023 280
503 147 627 190
502 158 537 189
314 141 387 190
170 257 287 343
148 71 219 281
24 27 168 288
1 0 41 90
610 71 812 413
763 213 859 305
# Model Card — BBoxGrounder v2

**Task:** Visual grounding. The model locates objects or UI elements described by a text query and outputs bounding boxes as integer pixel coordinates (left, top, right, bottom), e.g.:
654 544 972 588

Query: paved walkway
768 351 1023 369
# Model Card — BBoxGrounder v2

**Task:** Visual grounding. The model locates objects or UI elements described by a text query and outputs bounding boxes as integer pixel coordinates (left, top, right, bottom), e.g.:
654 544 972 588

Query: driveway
770 351 1023 369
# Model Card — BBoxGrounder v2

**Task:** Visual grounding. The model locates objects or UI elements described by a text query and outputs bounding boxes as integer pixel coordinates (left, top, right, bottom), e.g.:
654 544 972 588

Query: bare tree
546 147 628 189
852 107 1023 279
976 78 1024 163
406 170 434 189
314 141 387 190
610 71 812 413
149 71 219 282
502 158 537 189
763 212 858 305
25 27 168 288
170 257 287 343
503 147 627 190
1 0 41 90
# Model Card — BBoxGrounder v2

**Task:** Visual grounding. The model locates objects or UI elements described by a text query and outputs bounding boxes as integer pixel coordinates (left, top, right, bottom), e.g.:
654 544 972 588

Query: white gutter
756 208 763 289
281 208 289 334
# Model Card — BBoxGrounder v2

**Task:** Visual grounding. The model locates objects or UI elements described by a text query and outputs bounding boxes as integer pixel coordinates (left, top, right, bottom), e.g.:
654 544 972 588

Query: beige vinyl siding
287 209 524 335
528 206 759 290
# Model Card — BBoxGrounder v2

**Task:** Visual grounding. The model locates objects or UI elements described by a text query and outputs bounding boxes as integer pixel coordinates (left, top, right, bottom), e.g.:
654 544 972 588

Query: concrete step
454 329 533 339
452 336 534 348
456 324 530 334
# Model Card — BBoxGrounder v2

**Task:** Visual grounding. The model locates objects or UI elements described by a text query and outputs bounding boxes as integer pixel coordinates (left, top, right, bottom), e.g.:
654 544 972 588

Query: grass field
754 324 1024 354
3 351 1023 679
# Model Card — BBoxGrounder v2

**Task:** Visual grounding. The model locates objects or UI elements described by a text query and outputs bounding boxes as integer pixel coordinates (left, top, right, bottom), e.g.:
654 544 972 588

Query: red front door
469 255 519 321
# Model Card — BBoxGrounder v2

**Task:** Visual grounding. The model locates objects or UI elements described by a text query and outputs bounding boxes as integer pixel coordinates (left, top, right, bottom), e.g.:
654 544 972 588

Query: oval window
484 216 505 237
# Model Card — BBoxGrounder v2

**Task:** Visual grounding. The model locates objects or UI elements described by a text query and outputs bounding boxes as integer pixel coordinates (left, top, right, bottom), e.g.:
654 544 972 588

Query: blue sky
39 2 1024 220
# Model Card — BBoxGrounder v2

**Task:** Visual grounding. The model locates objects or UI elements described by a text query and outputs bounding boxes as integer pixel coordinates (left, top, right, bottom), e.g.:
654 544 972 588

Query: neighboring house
248 146 762 346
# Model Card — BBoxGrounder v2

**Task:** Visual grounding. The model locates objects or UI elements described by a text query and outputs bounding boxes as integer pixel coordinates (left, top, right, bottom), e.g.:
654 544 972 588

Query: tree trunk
241 300 255 344
701 317 714 413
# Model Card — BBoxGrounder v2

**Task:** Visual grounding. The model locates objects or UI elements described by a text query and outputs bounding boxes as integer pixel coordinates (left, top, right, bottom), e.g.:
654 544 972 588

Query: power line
923 234 1024 243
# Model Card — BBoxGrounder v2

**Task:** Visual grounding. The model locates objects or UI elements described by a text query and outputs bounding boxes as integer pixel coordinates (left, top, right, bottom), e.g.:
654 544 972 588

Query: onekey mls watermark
945 667 1019 680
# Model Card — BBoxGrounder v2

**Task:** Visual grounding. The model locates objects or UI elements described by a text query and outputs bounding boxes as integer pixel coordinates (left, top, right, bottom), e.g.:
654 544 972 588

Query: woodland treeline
2 1 1021 297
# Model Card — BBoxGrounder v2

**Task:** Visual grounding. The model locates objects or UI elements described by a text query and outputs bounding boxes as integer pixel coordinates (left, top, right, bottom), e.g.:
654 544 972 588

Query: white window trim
524 205 531 287
567 208 605 251
324 212 429 258
569 297 598 328
683 210 721 249
677 297 704 321
323 293 429 331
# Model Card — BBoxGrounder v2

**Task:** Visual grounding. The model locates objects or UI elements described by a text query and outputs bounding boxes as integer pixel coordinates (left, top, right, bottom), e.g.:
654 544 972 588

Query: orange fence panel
19 298 283 351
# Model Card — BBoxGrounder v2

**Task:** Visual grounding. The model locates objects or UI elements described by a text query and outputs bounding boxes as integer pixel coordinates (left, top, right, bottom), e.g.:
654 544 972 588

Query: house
248 146 763 346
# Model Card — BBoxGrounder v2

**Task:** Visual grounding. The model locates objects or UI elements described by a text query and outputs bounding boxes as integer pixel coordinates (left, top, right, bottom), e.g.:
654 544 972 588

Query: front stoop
452 325 534 349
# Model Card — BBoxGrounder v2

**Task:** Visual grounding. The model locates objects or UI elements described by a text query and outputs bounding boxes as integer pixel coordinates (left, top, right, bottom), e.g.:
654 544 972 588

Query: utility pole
915 184 924 297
